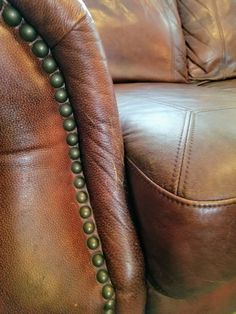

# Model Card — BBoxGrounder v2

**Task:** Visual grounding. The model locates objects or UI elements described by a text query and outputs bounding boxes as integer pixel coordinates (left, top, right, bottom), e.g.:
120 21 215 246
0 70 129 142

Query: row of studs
0 2 115 313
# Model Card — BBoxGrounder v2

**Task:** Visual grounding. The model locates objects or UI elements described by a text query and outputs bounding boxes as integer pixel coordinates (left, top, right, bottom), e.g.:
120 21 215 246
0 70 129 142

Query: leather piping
127 157 236 206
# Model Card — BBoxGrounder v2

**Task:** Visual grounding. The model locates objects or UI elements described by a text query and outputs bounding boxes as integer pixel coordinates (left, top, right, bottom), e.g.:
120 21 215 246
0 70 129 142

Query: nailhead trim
1 2 115 312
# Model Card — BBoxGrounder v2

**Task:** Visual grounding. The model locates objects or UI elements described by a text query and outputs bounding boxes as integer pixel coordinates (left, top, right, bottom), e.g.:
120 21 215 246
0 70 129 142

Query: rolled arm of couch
2 0 146 312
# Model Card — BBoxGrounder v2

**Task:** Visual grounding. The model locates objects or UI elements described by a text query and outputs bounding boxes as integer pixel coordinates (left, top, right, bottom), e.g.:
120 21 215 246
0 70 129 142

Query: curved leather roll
0 8 102 313
9 0 146 313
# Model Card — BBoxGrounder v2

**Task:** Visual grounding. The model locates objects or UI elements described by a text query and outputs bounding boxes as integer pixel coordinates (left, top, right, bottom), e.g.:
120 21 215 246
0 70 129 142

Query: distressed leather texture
0 0 146 313
0 9 102 313
178 0 236 80
84 0 187 82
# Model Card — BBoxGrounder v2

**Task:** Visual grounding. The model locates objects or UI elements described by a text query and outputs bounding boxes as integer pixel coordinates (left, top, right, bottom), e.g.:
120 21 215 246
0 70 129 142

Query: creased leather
178 0 236 81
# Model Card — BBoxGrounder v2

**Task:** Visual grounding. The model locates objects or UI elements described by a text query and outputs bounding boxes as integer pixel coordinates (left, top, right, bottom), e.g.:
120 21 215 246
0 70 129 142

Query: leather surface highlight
116 82 236 201
84 0 187 82
116 81 236 298
1 0 146 312
0 14 103 313
127 157 236 298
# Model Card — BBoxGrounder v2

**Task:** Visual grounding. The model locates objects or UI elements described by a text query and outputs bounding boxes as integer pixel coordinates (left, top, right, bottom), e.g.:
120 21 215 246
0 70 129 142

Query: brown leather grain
6 0 146 313
116 82 236 201
84 0 187 83
0 10 103 313
178 0 236 81
116 82 236 298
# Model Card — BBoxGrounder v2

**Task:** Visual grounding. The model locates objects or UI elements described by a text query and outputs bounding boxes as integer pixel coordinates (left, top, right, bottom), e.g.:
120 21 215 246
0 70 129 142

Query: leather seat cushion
115 81 236 298
84 0 187 83
146 279 236 314
178 0 236 81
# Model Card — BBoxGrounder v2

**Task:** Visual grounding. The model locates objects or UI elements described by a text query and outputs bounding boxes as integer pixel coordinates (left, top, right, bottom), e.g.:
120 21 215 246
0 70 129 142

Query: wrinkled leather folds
178 0 236 81
84 0 187 82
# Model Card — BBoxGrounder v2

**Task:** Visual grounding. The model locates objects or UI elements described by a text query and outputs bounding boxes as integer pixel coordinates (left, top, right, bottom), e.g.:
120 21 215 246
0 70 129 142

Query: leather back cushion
84 0 187 82
178 0 236 81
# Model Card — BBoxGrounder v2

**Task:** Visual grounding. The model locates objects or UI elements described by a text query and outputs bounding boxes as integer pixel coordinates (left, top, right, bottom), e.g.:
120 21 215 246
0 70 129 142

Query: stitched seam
143 95 191 111
171 112 187 194
127 157 236 207
175 111 192 195
181 113 195 197
194 107 236 114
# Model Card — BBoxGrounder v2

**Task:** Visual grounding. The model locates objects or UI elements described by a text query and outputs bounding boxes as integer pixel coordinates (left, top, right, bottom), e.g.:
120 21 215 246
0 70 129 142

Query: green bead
0 0 3 10
42 56 57 73
50 72 64 88
69 147 80 160
92 253 105 267
3 5 22 27
63 118 76 131
74 176 85 188
104 310 115 314
104 310 114 314
97 270 109 284
77 191 88 203
104 300 115 311
55 89 68 103
66 133 78 146
83 221 95 235
71 161 82 174
102 285 114 300
59 104 72 117
19 24 37 42
32 40 49 58
80 206 91 219
87 236 99 250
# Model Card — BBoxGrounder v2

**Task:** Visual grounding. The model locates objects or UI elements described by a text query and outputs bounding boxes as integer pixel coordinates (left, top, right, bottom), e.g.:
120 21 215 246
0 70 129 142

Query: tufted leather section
9 0 146 313
84 0 187 83
116 82 236 298
178 0 236 81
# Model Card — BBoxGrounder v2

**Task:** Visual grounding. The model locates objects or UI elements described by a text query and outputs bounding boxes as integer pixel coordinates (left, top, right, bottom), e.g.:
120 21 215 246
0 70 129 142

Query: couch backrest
178 0 236 81
84 0 188 83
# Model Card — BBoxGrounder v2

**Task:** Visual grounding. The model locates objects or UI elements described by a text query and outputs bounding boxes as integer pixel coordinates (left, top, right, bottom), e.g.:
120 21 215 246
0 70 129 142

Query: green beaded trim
1 2 115 313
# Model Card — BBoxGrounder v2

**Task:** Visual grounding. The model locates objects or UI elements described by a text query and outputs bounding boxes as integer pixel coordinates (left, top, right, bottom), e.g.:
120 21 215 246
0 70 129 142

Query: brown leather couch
1 0 236 313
